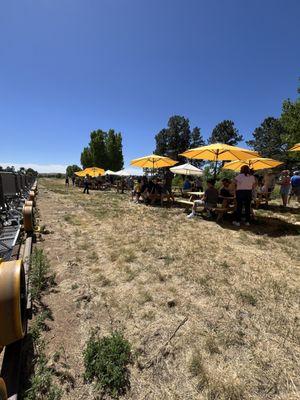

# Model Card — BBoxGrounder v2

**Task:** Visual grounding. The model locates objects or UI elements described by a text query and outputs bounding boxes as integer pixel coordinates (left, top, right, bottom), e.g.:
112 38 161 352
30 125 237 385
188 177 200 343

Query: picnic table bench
171 186 183 196
175 199 236 221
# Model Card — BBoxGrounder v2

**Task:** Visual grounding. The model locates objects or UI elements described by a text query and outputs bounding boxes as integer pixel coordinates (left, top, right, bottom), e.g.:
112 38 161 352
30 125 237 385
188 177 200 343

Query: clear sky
1 0 299 172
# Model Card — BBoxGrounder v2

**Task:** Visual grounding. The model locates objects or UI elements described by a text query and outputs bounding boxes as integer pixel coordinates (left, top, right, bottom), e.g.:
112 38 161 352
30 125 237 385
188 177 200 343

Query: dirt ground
35 178 299 400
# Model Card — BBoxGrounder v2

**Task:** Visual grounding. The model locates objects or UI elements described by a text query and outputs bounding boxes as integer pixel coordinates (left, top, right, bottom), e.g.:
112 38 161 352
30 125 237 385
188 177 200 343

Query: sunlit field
35 178 300 400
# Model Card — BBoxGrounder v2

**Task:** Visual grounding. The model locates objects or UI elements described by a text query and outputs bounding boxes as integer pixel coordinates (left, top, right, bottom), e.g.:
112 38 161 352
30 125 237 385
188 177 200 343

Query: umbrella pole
213 151 219 179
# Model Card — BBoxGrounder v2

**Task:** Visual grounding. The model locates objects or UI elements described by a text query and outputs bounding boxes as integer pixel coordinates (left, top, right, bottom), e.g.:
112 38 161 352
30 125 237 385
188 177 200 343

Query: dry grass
36 178 300 400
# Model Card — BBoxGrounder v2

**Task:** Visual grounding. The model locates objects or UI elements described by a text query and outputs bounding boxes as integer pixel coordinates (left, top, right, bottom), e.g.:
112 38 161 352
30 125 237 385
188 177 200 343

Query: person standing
195 176 203 192
279 170 291 207
290 171 300 203
233 165 256 227
72 174 76 186
83 175 89 194
65 175 69 187
164 169 174 193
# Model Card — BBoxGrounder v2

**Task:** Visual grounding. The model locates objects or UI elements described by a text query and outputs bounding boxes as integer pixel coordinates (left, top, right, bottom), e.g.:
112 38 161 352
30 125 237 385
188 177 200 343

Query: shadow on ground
218 215 300 237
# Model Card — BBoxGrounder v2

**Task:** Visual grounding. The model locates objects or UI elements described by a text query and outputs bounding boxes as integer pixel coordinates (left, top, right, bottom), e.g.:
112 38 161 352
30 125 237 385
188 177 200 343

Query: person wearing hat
279 170 291 207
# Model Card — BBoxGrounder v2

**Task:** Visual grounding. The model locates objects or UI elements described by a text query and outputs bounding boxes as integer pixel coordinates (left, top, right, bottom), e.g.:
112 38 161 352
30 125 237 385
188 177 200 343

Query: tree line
66 129 124 177
67 82 299 176
154 83 300 168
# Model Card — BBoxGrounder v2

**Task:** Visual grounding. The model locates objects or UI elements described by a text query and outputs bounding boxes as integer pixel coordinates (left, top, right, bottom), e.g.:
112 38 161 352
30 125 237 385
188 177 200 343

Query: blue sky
0 0 299 172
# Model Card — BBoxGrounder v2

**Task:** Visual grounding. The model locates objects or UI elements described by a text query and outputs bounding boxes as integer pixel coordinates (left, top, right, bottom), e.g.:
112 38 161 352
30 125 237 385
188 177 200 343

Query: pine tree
246 117 287 160
80 147 93 169
106 130 124 171
209 120 242 145
154 116 191 160
89 130 109 169
190 127 205 167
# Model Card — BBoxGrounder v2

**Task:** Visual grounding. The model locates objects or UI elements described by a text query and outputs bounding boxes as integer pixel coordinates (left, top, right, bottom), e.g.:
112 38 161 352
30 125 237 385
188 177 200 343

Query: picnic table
186 191 204 196
175 198 236 221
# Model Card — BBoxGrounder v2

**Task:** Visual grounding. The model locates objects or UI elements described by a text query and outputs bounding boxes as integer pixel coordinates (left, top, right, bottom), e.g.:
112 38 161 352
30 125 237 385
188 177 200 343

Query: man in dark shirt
164 169 174 193
188 179 218 218
149 178 162 204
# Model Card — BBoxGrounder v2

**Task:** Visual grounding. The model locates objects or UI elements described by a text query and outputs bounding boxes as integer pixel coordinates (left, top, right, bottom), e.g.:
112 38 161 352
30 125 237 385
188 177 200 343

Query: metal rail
0 174 37 400
0 235 32 400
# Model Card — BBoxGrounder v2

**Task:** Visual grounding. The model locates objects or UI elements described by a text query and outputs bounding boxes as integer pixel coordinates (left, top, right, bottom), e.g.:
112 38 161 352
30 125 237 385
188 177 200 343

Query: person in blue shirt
290 171 300 202
182 177 192 193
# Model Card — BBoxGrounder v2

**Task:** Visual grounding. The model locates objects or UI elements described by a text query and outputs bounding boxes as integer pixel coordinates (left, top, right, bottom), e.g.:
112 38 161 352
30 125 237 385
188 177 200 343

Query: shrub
83 330 131 397
30 248 51 301
24 349 62 400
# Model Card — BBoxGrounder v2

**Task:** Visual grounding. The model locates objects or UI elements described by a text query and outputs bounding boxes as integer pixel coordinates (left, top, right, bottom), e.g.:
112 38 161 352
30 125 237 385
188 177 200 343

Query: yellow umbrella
75 170 86 177
83 167 105 177
289 143 300 152
180 143 259 161
180 143 259 177
223 157 283 172
130 154 177 170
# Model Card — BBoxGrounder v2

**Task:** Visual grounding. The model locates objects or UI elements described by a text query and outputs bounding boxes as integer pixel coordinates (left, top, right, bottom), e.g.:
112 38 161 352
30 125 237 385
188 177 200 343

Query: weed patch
30 248 54 302
83 330 131 397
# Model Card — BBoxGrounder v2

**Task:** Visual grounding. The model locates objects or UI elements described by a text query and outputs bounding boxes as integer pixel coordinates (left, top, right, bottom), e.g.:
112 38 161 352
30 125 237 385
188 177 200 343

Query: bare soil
34 178 300 399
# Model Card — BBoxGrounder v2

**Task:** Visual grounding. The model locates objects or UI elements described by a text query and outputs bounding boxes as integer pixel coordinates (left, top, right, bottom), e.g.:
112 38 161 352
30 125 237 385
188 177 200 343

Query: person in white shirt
233 165 256 227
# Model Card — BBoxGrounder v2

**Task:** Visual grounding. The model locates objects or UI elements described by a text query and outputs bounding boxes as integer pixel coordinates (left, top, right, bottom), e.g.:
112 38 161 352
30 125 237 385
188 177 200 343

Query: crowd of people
70 166 300 227
131 176 174 206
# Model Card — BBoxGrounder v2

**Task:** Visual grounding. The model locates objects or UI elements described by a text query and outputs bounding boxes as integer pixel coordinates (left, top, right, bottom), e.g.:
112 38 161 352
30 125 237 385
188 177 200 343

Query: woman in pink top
233 165 256 227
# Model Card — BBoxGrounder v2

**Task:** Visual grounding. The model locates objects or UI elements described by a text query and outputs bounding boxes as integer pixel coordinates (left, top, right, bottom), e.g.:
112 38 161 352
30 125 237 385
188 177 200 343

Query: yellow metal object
28 191 35 202
130 154 177 169
223 157 283 171
23 204 34 232
0 260 26 346
0 378 7 400
289 143 300 152
180 143 259 161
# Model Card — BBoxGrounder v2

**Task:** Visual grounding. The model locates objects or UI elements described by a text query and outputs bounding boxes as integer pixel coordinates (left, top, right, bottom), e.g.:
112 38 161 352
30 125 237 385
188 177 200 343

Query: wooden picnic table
186 191 204 196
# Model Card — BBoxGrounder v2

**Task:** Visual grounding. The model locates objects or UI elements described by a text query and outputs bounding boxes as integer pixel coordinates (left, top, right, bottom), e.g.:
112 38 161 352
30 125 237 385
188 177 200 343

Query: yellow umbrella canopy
223 157 283 172
75 167 105 177
180 143 259 161
130 154 178 169
83 167 105 177
75 170 86 177
289 143 300 152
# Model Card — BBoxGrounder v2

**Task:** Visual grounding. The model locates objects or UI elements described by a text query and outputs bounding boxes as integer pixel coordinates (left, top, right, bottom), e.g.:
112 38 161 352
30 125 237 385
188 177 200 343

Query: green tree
106 130 124 171
209 120 242 145
190 127 205 167
66 165 81 177
89 130 108 169
154 115 191 160
280 99 300 148
280 97 300 166
190 126 205 148
154 128 169 156
80 147 93 169
81 129 124 170
246 117 287 161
